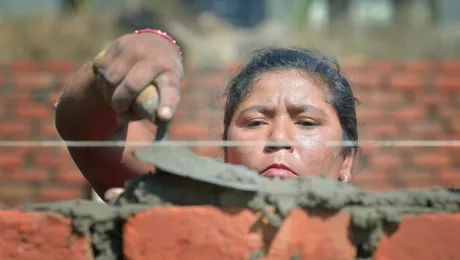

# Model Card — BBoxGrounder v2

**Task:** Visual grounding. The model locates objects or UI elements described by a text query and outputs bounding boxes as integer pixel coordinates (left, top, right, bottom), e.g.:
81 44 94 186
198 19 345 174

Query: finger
154 71 181 121
104 51 137 86
93 42 122 75
104 187 125 202
111 62 160 114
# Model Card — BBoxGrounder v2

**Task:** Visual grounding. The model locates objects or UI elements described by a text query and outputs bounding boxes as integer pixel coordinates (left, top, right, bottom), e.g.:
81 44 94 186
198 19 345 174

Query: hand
93 32 183 124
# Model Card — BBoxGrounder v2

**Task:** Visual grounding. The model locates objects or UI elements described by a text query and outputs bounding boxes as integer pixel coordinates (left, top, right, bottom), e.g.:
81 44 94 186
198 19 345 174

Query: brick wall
1 206 459 259
0 60 459 206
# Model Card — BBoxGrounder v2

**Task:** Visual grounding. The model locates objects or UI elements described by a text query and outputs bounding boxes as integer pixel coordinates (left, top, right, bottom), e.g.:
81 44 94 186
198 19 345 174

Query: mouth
260 163 297 178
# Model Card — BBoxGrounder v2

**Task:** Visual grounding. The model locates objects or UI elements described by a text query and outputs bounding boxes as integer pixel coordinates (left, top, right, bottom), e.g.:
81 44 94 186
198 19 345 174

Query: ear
339 149 356 182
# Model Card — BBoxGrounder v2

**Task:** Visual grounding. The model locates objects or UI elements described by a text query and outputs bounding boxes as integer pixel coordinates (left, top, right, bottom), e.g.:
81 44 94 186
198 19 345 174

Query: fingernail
159 106 172 120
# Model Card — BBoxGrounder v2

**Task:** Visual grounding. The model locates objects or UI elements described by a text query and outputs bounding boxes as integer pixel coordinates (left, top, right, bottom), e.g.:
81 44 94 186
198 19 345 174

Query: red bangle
133 29 182 60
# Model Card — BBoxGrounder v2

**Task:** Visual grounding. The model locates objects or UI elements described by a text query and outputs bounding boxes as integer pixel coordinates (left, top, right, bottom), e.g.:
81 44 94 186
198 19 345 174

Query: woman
55 29 360 201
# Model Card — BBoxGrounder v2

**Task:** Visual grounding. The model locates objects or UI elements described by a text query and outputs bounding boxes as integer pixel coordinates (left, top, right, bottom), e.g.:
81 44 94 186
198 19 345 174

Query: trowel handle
132 85 160 121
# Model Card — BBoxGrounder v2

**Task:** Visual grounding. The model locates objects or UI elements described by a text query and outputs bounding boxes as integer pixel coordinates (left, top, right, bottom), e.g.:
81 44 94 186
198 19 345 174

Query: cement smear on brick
21 146 460 259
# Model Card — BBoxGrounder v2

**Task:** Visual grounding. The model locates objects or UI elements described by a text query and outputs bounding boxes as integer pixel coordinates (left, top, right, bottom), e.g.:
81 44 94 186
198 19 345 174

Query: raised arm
55 30 183 199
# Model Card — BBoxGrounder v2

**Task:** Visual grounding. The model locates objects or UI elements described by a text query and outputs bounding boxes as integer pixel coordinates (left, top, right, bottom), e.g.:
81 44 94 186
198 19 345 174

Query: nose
264 118 293 153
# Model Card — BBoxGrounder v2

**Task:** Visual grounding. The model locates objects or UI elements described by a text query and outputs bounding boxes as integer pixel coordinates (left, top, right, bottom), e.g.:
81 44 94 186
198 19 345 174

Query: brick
368 61 395 73
391 106 426 120
439 60 460 73
0 155 22 168
9 169 50 182
33 154 71 168
195 146 223 159
169 123 209 139
356 108 385 124
10 60 37 72
368 154 403 170
440 171 460 188
39 122 58 137
0 211 91 260
412 153 451 169
0 121 30 136
55 170 87 184
42 60 75 73
123 207 355 260
374 214 460 260
0 185 34 203
367 92 406 106
406 121 444 138
414 94 450 106
389 73 424 90
434 76 460 91
14 105 51 119
196 74 227 89
347 73 382 87
12 72 55 89
39 187 82 201
402 61 433 73
372 124 400 138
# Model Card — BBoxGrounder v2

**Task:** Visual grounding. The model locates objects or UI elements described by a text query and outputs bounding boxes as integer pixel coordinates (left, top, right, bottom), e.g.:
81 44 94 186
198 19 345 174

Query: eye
244 120 267 128
297 118 319 128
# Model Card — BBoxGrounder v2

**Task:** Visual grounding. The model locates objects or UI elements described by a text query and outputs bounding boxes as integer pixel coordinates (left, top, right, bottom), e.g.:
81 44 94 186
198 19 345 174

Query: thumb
104 187 125 202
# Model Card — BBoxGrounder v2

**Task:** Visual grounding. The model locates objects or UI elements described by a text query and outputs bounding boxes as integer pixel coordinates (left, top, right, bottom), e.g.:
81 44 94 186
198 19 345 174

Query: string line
0 140 459 147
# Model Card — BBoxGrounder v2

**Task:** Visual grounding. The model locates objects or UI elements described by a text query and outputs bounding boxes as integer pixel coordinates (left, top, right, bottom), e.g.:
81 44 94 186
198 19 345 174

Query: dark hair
222 48 360 156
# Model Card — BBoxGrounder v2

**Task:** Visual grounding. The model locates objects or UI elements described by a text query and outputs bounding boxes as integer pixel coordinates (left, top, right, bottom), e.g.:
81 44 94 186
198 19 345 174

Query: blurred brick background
0 59 459 206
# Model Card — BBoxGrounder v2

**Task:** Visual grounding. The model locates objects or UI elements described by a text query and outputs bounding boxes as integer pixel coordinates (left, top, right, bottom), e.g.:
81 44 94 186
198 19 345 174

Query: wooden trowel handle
132 85 160 121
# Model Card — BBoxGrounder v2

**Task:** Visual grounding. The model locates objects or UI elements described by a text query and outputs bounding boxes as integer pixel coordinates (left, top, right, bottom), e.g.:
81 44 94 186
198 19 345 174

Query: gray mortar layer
21 147 460 260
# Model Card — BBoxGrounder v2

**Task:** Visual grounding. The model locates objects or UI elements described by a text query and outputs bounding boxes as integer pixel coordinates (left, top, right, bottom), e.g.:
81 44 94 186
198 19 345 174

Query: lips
260 163 297 178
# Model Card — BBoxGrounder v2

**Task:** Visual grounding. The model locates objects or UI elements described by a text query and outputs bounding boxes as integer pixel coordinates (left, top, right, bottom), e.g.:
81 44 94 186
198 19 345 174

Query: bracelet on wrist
133 29 182 60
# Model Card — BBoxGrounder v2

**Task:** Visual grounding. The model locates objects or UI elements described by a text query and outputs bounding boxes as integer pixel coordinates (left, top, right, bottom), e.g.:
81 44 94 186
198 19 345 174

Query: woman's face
225 69 354 180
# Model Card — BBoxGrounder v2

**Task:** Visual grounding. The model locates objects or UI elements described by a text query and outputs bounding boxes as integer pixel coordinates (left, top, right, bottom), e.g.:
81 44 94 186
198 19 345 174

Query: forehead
244 69 329 105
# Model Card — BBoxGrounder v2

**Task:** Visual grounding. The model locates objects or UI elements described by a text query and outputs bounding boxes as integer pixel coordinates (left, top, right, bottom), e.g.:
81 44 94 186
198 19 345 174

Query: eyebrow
239 103 327 117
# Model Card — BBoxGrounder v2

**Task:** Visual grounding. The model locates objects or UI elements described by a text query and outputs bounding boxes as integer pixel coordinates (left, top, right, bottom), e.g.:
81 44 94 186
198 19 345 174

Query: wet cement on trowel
21 146 460 260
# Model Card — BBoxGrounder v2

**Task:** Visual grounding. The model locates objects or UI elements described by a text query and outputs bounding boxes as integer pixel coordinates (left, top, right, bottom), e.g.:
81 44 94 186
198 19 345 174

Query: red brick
0 155 22 168
368 154 403 170
374 214 460 260
10 60 37 72
55 170 87 184
39 122 58 137
123 207 355 260
39 187 82 201
389 73 424 90
406 121 444 138
373 124 400 138
12 73 55 89
391 106 426 120
169 123 209 139
434 76 460 91
414 94 450 106
0 211 91 260
356 108 384 124
0 185 34 203
412 153 451 169
402 61 433 73
197 74 227 89
347 73 382 87
340 59 368 73
439 171 460 188
439 60 460 73
9 169 50 182
34 154 71 167
0 121 30 136
195 146 223 159
367 92 406 106
368 61 395 73
14 105 51 119
43 60 75 73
